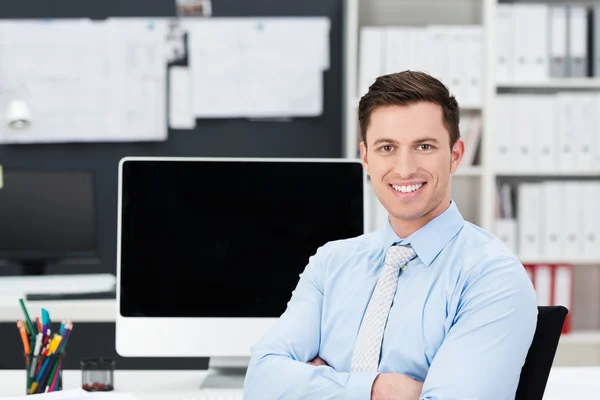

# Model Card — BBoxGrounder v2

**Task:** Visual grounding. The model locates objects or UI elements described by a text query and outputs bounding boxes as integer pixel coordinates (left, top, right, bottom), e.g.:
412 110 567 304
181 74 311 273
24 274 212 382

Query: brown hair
358 71 460 149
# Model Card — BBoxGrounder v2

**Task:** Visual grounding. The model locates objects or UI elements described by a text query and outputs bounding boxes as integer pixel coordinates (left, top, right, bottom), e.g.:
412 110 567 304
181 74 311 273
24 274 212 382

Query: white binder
557 93 576 170
535 95 558 170
494 219 518 255
542 181 564 259
358 27 385 98
570 93 596 170
534 264 553 306
513 95 535 170
581 182 600 259
384 27 409 75
529 4 550 81
512 4 531 81
549 6 568 78
562 181 582 259
518 183 543 259
465 26 483 108
496 4 514 82
494 96 515 170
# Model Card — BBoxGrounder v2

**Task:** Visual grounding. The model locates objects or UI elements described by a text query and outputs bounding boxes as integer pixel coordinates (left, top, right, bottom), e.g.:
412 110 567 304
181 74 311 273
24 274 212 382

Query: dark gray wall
0 0 344 276
0 0 345 369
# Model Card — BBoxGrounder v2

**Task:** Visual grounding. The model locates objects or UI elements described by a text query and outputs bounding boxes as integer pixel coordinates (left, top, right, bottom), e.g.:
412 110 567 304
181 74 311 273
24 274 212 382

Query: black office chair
515 305 568 400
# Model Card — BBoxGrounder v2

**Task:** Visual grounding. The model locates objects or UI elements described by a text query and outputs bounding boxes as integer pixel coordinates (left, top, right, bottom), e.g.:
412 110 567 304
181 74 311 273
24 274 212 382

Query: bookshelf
345 0 600 365
497 78 600 89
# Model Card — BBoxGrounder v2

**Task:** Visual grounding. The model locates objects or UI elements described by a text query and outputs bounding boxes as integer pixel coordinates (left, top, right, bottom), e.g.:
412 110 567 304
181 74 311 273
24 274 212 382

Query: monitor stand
200 356 250 389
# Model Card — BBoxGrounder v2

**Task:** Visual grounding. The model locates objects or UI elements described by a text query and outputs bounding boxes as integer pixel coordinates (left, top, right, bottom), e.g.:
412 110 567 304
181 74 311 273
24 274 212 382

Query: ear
449 138 465 174
359 141 370 176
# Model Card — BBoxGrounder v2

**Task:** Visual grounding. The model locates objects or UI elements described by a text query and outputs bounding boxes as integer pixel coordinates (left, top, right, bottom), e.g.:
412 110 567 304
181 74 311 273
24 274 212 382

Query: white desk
0 367 599 399
0 370 222 399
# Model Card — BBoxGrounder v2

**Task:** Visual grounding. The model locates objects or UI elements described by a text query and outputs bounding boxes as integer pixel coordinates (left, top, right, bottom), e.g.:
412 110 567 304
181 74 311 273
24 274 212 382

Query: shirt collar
381 201 465 267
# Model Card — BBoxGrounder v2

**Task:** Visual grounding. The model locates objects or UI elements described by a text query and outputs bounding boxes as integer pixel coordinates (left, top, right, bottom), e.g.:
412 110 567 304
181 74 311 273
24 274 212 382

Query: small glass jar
24 353 65 395
81 358 115 392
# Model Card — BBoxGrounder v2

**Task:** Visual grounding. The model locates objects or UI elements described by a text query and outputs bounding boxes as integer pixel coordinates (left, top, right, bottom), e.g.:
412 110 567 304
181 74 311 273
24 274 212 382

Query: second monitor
116 157 367 385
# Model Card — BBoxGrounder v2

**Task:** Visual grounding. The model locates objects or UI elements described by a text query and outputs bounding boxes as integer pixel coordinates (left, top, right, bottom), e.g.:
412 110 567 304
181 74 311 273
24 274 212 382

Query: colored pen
29 333 43 378
47 358 62 392
35 334 66 394
30 336 62 394
17 321 30 355
44 322 72 393
18 299 35 337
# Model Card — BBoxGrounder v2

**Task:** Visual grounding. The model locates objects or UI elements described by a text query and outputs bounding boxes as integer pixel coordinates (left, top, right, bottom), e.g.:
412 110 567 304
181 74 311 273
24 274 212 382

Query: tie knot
384 245 416 268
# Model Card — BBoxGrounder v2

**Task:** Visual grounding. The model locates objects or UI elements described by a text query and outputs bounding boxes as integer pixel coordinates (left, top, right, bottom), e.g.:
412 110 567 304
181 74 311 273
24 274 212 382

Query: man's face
360 102 464 226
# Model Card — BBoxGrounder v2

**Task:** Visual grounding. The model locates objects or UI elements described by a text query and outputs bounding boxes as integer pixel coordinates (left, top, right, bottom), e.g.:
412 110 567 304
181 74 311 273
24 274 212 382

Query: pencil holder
81 358 115 392
24 353 65 395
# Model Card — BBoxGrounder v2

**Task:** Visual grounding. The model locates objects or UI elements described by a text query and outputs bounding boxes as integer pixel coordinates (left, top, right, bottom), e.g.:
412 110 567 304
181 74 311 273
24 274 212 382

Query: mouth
390 182 426 198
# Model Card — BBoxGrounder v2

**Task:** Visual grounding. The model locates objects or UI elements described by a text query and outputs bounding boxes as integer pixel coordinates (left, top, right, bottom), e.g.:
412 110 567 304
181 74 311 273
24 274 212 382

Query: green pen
19 299 36 349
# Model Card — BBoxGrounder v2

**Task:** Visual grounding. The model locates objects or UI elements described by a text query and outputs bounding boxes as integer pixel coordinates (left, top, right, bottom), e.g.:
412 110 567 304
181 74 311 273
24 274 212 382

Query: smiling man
243 71 538 400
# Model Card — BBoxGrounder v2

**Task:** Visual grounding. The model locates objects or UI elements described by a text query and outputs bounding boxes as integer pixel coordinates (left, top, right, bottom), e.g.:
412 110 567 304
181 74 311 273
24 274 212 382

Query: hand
371 373 423 400
307 356 328 367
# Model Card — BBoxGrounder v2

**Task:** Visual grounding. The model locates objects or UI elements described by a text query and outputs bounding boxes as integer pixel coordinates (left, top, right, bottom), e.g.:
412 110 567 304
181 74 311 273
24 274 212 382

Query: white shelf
518 256 600 265
495 169 600 177
460 105 482 111
454 166 482 176
496 79 600 89
0 298 116 322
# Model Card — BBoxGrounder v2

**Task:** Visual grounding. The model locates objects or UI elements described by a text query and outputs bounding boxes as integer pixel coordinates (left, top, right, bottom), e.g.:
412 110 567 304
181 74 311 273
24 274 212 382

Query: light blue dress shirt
243 201 538 400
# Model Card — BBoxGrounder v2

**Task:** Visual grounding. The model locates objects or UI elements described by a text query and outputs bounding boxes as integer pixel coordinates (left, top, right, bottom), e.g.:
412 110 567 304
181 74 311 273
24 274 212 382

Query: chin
389 208 429 222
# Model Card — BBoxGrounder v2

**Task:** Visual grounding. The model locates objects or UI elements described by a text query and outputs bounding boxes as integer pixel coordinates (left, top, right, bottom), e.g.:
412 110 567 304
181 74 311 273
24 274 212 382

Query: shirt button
401 265 407 271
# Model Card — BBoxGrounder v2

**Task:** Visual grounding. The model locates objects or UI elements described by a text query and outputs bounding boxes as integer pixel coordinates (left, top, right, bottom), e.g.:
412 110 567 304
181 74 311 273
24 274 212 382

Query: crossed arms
242 246 538 400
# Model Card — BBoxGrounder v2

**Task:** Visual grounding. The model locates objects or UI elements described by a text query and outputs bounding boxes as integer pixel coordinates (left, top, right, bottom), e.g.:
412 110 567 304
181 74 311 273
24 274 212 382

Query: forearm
243 346 378 400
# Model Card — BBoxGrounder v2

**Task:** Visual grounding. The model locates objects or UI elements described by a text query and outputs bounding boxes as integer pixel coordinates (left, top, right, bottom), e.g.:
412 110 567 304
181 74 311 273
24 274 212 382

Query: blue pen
42 309 49 329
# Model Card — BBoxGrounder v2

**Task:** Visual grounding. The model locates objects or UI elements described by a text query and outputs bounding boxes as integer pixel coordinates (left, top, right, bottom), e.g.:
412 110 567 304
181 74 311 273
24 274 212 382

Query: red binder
523 263 573 334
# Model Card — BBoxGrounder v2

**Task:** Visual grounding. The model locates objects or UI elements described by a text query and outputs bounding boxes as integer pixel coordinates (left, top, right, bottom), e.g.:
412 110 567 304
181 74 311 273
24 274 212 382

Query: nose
393 150 418 179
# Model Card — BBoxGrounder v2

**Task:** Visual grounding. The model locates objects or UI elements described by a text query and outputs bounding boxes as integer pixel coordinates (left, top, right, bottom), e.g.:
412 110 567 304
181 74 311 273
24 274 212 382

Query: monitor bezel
115 156 370 357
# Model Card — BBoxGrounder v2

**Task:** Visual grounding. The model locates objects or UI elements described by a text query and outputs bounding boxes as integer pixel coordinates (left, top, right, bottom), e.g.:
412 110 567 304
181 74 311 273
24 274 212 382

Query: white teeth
392 183 423 193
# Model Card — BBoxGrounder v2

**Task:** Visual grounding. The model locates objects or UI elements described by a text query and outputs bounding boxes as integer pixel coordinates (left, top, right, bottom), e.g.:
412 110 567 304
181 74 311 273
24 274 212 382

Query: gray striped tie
350 245 417 372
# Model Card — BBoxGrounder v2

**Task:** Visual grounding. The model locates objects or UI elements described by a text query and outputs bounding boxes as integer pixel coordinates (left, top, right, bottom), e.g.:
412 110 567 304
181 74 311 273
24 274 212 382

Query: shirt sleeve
243 244 379 400
420 256 538 400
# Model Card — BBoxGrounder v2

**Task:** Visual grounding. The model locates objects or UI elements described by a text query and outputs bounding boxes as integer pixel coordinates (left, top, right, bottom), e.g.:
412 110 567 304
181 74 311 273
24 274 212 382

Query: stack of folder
524 264 574 334
358 25 483 108
494 181 600 262
495 93 600 172
496 3 600 81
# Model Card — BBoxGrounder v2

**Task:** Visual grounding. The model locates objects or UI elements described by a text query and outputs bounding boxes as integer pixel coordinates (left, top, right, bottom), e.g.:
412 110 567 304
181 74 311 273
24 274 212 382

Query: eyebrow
413 137 440 145
372 137 440 146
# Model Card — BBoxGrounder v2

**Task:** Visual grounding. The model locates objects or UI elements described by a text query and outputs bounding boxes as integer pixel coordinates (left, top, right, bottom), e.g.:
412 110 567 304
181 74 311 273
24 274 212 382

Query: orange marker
17 321 30 355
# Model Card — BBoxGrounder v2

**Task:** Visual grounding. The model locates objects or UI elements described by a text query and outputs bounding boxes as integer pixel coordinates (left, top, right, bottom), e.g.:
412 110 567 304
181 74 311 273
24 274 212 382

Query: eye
378 145 394 152
418 144 433 151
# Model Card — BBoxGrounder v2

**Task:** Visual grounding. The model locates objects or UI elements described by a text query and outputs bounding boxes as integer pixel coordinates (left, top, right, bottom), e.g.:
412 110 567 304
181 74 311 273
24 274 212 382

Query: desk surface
0 367 599 399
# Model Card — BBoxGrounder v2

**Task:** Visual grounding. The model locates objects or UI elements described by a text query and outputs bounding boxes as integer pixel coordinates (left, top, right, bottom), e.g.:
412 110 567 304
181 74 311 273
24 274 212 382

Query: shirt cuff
345 371 379 400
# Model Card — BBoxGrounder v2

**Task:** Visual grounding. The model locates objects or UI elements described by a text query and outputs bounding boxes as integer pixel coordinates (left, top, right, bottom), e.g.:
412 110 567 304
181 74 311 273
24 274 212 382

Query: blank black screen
0 170 95 258
119 159 365 317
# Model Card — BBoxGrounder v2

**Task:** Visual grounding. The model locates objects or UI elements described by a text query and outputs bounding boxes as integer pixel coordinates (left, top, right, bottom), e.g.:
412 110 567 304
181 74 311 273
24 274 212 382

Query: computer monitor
0 169 96 275
115 157 367 387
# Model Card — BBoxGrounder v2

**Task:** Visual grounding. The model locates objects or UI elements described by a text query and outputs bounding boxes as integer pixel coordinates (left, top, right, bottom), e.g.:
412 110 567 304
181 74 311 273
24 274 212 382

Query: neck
389 198 451 238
